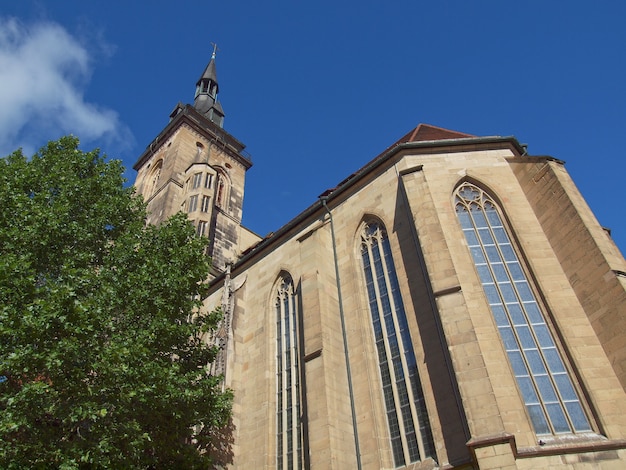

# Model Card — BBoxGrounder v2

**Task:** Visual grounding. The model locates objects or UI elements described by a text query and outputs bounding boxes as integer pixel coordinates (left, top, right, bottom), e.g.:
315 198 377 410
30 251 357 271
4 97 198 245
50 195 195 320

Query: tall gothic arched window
360 221 436 467
147 160 162 196
275 274 303 470
454 182 592 435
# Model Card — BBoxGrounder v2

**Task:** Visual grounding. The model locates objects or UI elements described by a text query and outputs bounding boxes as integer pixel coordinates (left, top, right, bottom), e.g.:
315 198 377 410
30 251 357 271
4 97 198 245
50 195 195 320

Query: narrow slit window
201 195 210 213
192 172 202 189
196 220 207 237
188 195 198 213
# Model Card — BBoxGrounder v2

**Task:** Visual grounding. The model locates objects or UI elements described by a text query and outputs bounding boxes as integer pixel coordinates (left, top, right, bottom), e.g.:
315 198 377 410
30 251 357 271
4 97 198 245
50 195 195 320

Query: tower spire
194 43 225 127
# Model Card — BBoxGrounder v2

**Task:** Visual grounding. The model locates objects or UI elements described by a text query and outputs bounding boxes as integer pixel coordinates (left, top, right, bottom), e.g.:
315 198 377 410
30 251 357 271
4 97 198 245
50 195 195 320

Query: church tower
133 50 259 276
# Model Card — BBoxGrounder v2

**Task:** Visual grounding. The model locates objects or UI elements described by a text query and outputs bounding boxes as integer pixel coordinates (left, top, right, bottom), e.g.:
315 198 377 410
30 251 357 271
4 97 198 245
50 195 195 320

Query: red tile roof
396 123 475 144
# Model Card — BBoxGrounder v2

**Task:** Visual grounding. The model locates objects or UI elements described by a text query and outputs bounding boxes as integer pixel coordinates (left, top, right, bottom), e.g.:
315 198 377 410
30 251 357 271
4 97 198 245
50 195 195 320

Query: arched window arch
146 160 163 196
359 220 436 466
275 273 303 470
454 181 592 435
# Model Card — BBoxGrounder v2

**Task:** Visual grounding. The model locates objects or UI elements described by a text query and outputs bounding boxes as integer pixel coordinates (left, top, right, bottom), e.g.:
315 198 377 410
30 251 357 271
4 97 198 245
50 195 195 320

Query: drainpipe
319 196 362 470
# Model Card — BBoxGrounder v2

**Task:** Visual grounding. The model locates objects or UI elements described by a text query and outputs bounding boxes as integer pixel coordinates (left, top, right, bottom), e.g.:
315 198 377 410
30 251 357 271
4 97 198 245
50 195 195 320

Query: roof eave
207 135 526 291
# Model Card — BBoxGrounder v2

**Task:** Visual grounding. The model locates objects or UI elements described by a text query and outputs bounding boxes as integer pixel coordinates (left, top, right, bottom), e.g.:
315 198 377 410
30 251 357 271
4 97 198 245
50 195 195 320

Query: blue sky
1 1 625 254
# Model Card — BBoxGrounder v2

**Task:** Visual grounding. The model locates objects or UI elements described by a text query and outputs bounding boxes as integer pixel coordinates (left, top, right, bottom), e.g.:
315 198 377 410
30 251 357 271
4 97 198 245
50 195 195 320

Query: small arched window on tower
146 160 163 196
454 182 592 436
359 220 436 467
275 273 303 470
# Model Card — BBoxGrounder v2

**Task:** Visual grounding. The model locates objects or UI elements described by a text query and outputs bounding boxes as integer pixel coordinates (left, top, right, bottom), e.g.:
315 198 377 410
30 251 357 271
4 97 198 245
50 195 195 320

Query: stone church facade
133 55 626 469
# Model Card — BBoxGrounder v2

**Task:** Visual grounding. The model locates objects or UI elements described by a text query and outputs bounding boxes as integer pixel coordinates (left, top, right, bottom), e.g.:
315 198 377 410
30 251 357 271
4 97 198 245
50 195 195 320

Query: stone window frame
192 172 203 189
201 195 211 213
196 220 208 237
204 173 213 189
188 194 198 213
358 218 436 467
454 181 592 436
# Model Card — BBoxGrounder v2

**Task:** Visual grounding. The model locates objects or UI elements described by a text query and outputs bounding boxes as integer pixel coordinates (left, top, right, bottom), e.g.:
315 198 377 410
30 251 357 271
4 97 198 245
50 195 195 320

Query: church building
133 53 626 469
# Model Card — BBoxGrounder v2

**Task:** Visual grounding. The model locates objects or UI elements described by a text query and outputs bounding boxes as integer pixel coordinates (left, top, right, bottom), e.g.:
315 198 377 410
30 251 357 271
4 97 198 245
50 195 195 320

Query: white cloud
0 17 126 156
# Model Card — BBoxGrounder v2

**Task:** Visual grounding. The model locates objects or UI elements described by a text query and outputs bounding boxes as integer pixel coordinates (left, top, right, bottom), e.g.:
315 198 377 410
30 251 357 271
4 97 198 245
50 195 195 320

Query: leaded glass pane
528 404 551 435
565 402 592 431
533 324 555 348
500 327 519 351
492 263 508 282
536 375 558 403
507 350 528 376
492 305 509 327
508 262 525 281
464 229 479 246
553 374 578 401
508 304 526 326
500 282 517 303
470 246 487 264
542 350 563 376
492 227 508 244
525 302 544 324
485 209 501 227
455 182 591 436
516 325 535 349
477 264 493 283
484 284 501 304
546 403 570 433
458 211 473 229
526 349 547 375
518 376 539 403
515 281 534 302
500 244 517 262
485 245 501 263
478 228 494 245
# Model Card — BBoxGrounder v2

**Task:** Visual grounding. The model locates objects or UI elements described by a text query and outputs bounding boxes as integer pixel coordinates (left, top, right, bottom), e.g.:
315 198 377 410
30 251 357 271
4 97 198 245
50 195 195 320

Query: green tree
0 137 231 469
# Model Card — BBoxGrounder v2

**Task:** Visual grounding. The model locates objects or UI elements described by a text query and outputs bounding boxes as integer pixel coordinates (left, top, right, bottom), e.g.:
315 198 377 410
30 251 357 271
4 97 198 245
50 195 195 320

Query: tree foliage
0 137 231 468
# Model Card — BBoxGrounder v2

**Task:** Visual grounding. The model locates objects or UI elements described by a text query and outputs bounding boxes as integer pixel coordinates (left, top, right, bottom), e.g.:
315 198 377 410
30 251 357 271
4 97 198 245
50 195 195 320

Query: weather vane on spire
211 42 219 60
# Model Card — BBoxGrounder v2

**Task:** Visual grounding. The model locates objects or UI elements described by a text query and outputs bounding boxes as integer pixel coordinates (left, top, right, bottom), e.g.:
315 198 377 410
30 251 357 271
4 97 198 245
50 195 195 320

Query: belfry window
275 274 303 470
454 182 591 435
360 221 436 467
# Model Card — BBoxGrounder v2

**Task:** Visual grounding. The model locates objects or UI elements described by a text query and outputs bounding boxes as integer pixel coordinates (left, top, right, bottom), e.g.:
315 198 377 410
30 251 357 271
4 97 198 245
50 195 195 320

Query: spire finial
211 42 219 60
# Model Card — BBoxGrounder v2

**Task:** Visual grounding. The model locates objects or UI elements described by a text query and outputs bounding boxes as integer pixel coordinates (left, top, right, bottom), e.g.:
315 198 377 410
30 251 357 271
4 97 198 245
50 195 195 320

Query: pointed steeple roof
196 56 218 93
193 45 225 128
